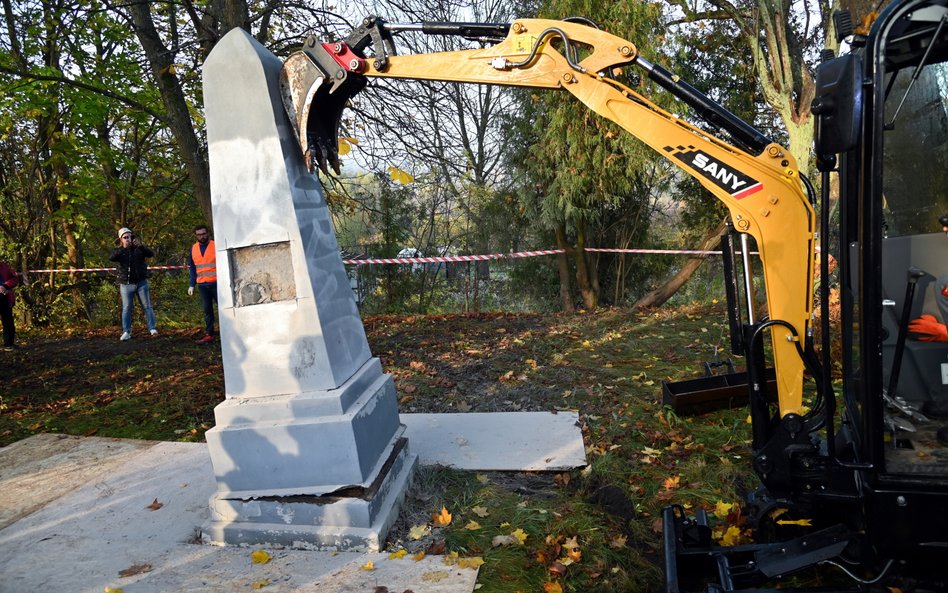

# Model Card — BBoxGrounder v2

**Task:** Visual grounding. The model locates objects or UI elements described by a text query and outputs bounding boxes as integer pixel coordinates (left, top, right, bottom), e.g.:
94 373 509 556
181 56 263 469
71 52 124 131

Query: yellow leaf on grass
464 520 481 530
544 582 564 593
432 505 452 526
511 528 528 545
662 475 681 490
563 535 579 549
360 560 375 571
720 526 742 546
471 506 489 518
458 556 485 569
412 551 426 561
608 534 628 548
251 550 272 564
713 500 734 519
408 524 430 540
389 549 408 559
475 474 490 484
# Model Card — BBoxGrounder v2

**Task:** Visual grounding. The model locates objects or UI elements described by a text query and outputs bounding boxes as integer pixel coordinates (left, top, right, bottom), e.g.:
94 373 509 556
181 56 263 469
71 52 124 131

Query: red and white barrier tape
27 247 733 274
29 265 187 273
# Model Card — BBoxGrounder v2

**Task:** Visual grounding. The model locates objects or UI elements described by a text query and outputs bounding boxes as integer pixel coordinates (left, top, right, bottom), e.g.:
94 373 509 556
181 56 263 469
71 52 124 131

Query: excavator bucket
279 41 366 175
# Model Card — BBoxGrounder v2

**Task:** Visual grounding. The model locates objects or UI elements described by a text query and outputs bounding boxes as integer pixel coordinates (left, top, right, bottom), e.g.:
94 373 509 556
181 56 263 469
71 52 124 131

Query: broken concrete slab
401 411 586 470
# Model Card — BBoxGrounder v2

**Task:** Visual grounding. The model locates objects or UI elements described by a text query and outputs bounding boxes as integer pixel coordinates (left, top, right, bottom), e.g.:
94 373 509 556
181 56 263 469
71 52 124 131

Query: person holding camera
109 227 158 341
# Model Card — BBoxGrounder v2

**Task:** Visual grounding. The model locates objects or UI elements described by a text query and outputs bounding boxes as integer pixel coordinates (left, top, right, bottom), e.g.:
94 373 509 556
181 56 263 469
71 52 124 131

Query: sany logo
664 146 763 199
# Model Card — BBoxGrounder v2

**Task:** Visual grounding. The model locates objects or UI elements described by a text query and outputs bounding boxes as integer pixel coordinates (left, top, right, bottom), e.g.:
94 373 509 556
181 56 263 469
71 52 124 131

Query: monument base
202 437 416 551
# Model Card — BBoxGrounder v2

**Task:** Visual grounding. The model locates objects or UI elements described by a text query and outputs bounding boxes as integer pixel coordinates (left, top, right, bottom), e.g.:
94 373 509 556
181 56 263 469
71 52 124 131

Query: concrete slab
0 413 584 591
0 434 475 593
401 412 587 470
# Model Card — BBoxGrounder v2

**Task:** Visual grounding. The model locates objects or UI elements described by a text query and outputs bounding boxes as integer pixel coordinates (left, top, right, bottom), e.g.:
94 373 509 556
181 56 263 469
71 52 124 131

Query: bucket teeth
280 50 366 175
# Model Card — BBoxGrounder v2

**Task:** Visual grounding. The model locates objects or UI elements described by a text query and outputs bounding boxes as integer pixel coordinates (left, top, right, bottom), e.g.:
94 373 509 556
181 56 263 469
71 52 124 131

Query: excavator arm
280 17 816 416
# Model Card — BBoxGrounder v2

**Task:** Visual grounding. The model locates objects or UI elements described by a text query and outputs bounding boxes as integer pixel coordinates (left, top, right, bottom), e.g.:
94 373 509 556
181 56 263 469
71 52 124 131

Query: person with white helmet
109 227 158 341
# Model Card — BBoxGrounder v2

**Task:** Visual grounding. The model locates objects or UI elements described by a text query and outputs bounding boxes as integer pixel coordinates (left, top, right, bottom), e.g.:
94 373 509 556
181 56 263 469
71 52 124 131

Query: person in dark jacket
0 260 19 350
109 227 157 341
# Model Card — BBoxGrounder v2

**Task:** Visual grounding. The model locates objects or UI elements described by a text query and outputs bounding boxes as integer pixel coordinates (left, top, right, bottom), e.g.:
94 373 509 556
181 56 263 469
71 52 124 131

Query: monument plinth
201 28 416 551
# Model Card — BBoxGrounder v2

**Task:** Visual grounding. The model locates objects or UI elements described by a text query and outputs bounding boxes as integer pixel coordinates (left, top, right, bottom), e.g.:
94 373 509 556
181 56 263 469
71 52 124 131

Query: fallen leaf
662 475 681 490
548 561 568 578
408 524 430 540
421 571 449 582
104 587 124 593
464 520 481 530
360 560 376 571
389 549 408 559
471 506 489 518
145 498 163 511
432 505 452 526
251 550 272 564
118 563 152 577
511 528 528 545
412 551 426 561
252 580 269 590
475 474 490 484
491 534 517 547
458 556 484 569
544 582 564 593
426 539 446 555
608 534 628 549
776 518 813 527
720 526 743 546
713 500 734 519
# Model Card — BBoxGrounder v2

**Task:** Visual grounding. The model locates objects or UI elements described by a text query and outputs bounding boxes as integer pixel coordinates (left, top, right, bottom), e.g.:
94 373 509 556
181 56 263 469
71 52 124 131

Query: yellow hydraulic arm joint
281 18 816 416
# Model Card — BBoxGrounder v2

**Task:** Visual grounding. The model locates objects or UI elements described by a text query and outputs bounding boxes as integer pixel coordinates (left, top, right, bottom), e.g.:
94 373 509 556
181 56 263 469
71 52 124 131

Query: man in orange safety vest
187 224 218 344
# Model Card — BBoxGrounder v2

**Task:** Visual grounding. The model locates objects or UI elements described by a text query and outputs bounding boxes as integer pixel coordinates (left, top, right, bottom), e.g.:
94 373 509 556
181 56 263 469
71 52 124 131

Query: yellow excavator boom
282 18 816 415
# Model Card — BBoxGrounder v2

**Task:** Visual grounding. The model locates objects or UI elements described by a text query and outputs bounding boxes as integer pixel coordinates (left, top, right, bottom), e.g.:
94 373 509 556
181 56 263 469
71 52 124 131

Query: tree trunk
554 224 575 313
633 220 727 309
574 221 597 310
127 1 213 225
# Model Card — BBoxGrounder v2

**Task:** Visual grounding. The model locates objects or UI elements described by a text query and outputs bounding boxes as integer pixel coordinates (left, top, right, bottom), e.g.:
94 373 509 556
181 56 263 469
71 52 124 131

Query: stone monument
200 28 416 551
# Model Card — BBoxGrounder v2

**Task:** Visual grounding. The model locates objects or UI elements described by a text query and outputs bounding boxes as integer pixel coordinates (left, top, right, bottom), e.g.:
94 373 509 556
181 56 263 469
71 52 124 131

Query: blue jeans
120 280 156 334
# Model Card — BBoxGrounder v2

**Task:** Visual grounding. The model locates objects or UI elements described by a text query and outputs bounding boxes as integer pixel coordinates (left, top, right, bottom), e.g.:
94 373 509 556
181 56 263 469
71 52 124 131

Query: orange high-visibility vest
191 240 217 284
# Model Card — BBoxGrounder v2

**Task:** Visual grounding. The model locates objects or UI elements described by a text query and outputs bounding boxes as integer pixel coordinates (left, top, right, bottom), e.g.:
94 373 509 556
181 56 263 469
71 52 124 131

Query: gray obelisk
200 28 416 551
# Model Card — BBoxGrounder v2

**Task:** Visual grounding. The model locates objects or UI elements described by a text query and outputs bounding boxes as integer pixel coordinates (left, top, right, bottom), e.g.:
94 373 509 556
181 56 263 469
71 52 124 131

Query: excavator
277 0 948 589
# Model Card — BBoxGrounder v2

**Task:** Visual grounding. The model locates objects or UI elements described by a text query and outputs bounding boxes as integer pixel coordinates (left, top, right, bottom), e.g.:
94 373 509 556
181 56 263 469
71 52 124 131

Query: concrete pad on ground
401 411 586 470
0 434 477 593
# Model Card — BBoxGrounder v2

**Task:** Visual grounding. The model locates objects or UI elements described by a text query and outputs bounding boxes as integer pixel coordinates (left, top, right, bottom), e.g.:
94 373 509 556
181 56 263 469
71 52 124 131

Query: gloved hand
188 286 194 296
908 314 948 342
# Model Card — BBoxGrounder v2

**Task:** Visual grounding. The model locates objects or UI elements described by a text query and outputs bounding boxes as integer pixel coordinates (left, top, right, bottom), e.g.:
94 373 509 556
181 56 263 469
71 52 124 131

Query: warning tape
27 247 734 274
342 249 566 265
28 265 187 273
